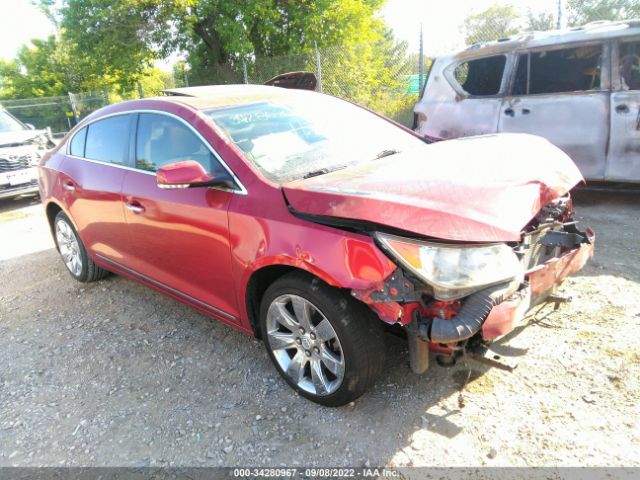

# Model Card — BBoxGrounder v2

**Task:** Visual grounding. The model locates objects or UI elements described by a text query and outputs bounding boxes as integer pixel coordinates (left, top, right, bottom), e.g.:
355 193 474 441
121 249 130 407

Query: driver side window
619 41 640 91
135 113 225 175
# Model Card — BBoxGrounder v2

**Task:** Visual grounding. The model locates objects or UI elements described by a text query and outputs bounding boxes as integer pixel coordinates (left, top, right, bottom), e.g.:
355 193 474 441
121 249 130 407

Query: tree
464 4 519 45
526 11 556 32
568 0 640 26
40 0 387 87
0 35 85 98
0 34 172 100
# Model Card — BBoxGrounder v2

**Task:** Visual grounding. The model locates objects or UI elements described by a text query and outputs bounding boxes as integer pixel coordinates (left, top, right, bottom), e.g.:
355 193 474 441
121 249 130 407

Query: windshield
205 94 425 183
0 110 26 133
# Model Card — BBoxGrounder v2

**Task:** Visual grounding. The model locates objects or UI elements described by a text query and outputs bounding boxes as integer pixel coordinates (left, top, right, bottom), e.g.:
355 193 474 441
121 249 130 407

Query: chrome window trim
65 154 156 176
65 109 248 195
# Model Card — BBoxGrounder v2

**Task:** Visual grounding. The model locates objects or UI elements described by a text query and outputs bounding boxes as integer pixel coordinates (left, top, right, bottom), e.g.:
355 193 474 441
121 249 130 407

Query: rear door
414 54 510 139
499 42 610 181
606 38 640 182
62 113 136 263
121 112 240 324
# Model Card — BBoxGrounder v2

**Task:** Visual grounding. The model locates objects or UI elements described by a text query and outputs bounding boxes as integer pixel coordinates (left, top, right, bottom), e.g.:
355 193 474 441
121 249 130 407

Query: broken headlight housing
376 233 523 301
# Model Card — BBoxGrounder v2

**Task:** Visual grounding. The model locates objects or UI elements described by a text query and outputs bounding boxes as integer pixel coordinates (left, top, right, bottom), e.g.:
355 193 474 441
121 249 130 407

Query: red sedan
39 85 594 406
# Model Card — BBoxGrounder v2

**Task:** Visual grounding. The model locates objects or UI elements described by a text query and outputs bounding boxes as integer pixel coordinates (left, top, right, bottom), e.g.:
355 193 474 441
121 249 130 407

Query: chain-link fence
1 91 109 138
179 43 423 128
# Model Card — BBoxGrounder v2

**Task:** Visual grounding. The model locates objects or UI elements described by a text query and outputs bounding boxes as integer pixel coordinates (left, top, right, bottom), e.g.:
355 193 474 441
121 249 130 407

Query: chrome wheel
266 294 345 396
55 218 83 277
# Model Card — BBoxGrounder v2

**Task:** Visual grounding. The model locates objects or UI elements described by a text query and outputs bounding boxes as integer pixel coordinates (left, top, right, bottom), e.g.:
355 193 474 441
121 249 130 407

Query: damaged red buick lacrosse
39 85 594 406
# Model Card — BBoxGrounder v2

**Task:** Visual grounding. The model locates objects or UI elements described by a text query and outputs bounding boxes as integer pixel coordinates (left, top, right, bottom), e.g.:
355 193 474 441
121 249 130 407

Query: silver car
0 108 54 199
414 20 640 183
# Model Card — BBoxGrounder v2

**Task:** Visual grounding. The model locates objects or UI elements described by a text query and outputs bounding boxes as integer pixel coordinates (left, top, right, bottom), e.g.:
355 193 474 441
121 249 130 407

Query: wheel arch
244 263 348 338
45 201 65 245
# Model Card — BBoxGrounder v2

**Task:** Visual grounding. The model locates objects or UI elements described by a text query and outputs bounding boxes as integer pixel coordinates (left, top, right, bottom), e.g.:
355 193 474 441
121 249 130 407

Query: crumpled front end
352 195 594 374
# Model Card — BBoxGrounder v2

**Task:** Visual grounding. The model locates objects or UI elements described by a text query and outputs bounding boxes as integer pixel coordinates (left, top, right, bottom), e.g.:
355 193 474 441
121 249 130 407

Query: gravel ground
0 190 639 467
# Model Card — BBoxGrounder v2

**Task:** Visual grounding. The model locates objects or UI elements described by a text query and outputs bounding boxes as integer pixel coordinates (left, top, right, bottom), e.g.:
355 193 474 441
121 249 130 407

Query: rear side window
512 45 602 95
69 127 87 157
619 41 640 90
135 113 225 176
84 115 132 165
453 55 506 96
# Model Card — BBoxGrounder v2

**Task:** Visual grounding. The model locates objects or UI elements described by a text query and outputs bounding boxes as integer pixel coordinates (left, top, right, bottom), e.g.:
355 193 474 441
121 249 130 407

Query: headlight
376 233 523 301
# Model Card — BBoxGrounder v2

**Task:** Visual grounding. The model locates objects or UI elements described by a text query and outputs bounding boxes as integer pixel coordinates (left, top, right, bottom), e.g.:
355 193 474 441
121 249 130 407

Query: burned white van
414 20 640 182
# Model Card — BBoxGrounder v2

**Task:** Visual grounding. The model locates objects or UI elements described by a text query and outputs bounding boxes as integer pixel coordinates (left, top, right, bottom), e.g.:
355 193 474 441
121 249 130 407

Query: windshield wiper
303 164 348 179
374 149 400 160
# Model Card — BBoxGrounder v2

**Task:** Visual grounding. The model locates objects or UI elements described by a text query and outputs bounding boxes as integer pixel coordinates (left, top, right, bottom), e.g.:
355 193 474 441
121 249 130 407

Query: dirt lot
0 190 639 467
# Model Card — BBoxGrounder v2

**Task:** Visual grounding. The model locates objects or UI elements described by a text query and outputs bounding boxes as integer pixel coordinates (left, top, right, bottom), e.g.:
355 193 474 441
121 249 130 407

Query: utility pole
556 0 563 29
418 23 424 92
68 92 79 125
314 41 323 93
243 58 249 84
182 64 189 87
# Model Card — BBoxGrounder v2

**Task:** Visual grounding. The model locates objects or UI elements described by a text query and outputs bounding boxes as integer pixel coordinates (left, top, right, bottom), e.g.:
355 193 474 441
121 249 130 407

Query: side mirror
156 160 235 190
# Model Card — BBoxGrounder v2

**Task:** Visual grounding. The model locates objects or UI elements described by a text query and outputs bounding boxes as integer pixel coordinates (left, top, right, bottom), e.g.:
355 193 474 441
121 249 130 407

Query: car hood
0 130 44 148
282 133 583 242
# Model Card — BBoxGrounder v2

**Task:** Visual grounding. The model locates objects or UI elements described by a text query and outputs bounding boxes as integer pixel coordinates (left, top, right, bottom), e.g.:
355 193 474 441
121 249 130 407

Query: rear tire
54 211 109 283
259 271 385 406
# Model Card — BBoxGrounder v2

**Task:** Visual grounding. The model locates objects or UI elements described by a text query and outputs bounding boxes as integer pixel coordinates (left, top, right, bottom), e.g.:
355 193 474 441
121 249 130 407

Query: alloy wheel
266 294 345 396
55 218 83 277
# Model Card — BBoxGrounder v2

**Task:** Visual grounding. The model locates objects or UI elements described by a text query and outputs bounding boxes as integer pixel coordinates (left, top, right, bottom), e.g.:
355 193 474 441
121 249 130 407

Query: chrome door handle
125 202 145 214
63 182 75 192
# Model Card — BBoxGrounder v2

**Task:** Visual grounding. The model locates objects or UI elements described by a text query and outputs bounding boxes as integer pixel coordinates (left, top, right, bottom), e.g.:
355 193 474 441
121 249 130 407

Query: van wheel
54 211 108 282
259 271 385 406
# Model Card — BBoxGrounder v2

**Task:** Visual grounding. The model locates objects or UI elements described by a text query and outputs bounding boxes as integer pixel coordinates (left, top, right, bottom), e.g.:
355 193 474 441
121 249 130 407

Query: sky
0 0 563 64
0 0 55 60
383 0 562 55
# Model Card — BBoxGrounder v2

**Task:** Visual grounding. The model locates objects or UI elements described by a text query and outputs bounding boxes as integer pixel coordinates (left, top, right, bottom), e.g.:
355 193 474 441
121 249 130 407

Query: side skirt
94 254 251 334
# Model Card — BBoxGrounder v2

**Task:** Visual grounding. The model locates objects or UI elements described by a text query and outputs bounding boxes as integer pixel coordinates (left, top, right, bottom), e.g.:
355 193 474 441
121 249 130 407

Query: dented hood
283 134 583 242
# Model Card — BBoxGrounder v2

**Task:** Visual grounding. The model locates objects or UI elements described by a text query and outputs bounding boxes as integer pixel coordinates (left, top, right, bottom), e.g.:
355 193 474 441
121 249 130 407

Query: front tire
259 271 385 406
54 211 108 282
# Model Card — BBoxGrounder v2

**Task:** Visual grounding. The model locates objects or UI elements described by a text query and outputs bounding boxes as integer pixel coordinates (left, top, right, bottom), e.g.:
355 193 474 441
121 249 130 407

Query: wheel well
245 265 298 338
45 202 63 238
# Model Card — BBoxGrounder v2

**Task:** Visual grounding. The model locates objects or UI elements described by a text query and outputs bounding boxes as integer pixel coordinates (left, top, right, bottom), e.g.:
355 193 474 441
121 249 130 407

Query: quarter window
619 41 640 90
513 45 603 95
135 113 224 175
453 55 506 96
69 127 87 157
84 115 132 165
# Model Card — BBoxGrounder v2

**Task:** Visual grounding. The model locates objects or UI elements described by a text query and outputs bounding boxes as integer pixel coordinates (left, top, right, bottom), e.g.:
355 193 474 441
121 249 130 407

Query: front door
499 43 610 181
414 54 509 139
121 112 240 323
606 39 640 182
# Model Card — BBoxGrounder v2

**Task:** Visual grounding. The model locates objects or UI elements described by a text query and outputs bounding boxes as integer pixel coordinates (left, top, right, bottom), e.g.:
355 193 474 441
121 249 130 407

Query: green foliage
526 11 556 32
0 35 84 98
39 0 388 86
464 4 519 45
0 33 173 101
567 0 640 26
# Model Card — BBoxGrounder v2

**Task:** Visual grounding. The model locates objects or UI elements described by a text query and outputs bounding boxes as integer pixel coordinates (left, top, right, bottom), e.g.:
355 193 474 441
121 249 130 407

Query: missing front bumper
482 227 594 340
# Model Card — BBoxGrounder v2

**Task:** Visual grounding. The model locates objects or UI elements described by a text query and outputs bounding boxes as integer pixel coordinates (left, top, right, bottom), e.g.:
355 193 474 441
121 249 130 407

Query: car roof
156 84 315 110
442 19 640 61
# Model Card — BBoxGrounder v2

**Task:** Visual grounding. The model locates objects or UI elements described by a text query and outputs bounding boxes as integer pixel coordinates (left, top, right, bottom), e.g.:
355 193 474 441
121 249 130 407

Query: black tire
53 211 109 283
259 271 385 406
